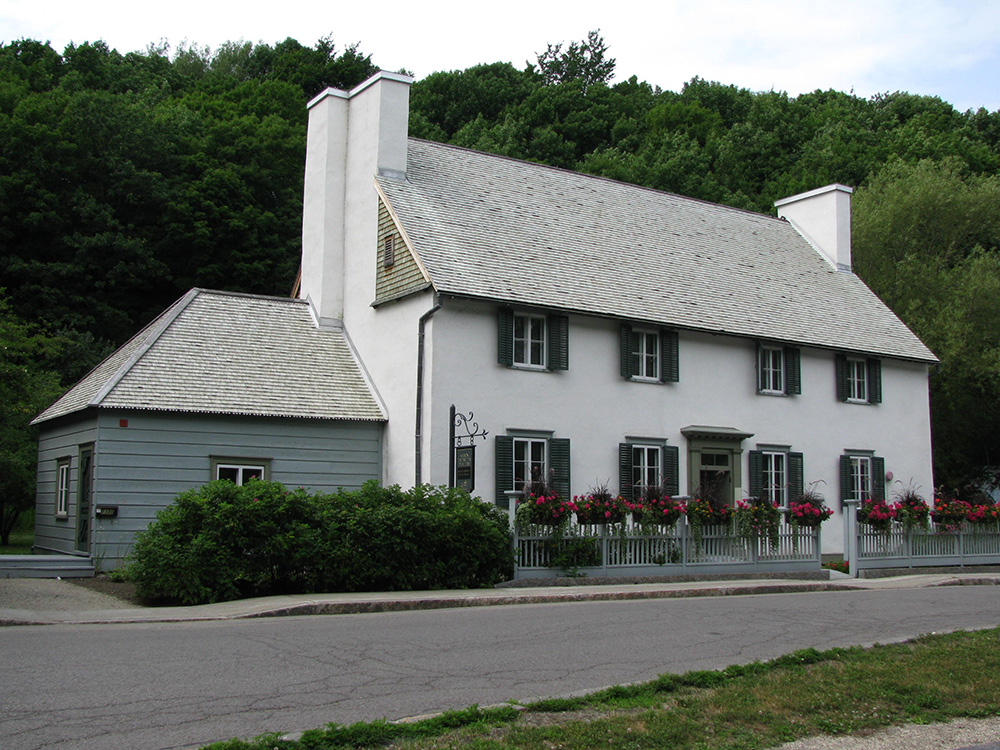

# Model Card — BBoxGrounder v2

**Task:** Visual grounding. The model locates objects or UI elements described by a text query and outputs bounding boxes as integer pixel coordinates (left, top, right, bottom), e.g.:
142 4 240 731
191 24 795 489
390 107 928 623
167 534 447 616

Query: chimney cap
307 70 416 110
774 183 853 209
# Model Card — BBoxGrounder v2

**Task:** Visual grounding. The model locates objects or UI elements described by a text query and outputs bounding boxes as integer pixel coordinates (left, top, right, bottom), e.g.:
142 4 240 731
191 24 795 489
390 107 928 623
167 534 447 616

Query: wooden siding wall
35 410 383 570
375 197 428 303
34 416 99 556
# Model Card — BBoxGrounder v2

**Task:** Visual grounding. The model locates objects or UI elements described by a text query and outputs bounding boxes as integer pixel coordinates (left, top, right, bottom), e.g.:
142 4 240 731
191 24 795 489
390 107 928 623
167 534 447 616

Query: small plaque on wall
95 506 118 519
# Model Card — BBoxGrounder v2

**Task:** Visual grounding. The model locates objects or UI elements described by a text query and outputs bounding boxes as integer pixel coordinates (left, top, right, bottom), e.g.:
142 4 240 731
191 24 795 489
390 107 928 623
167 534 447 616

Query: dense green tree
853 159 1000 488
531 29 615 91
0 294 66 543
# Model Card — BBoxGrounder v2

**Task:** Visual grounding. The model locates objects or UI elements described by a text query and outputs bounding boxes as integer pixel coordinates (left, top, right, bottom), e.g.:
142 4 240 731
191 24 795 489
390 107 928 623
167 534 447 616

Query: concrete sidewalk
3 571 999 626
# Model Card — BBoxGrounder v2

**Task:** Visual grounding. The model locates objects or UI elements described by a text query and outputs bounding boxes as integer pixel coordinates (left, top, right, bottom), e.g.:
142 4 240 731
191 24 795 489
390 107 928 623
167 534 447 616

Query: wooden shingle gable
373 187 432 306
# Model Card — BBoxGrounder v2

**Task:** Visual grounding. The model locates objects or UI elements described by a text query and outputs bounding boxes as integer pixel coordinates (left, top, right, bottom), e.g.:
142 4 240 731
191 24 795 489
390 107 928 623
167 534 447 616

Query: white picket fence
844 501 1000 574
513 515 822 579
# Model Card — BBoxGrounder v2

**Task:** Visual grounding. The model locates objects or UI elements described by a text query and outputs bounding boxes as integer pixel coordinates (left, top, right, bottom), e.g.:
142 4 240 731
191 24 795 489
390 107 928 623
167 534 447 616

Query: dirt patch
68 575 143 605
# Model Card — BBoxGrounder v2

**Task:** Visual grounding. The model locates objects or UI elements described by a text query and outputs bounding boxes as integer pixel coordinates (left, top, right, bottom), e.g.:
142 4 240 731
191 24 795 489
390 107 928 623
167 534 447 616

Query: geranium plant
574 484 626 525
514 477 572 530
786 486 834 528
892 485 930 531
857 498 896 532
685 495 731 551
625 486 685 530
931 497 971 528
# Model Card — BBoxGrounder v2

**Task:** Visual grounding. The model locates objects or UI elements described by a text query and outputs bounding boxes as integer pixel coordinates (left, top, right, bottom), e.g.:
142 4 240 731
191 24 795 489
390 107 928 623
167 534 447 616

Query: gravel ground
0 576 141 610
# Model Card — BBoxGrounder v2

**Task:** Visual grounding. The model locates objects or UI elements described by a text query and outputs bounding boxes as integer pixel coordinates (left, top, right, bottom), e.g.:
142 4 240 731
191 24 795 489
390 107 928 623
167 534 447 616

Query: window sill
55 514 69 521
758 389 787 397
510 363 549 372
845 398 872 405
630 376 662 384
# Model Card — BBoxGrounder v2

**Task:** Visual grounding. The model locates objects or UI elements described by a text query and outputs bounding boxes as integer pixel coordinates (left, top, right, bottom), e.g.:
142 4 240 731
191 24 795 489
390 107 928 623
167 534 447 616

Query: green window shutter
840 455 853 502
748 450 763 499
867 358 882 404
661 329 679 383
663 445 679 496
872 456 886 500
547 314 569 370
835 353 848 401
618 442 634 501
785 347 801 395
620 323 633 378
497 308 513 366
788 452 804 499
549 438 571 498
495 436 513 502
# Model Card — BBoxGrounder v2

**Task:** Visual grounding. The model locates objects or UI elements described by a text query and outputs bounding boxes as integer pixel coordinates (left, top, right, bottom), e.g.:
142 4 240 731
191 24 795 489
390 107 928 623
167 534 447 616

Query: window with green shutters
756 343 801 396
497 308 569 370
840 454 885 502
618 442 679 501
620 323 678 382
748 449 803 505
835 354 881 404
495 434 570 502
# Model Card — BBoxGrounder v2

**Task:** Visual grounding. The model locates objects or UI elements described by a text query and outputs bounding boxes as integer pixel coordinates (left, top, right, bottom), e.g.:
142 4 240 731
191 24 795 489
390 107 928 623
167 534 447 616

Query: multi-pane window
836 354 881 404
846 358 868 402
215 463 266 485
620 323 678 383
760 451 786 505
513 314 546 367
847 456 872 501
56 458 71 517
631 445 661 495
758 346 784 394
513 438 547 490
631 330 660 380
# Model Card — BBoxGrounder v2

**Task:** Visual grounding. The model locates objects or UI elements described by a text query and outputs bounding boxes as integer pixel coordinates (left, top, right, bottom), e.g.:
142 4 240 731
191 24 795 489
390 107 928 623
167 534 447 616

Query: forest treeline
1 34 998 530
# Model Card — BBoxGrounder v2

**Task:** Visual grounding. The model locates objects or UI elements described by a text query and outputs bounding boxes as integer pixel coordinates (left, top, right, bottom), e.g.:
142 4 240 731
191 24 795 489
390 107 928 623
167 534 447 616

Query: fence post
843 499 860 578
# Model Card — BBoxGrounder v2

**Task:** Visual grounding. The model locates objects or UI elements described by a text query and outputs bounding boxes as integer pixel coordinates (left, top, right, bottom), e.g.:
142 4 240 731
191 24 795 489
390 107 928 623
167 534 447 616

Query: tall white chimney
300 71 414 324
774 184 854 272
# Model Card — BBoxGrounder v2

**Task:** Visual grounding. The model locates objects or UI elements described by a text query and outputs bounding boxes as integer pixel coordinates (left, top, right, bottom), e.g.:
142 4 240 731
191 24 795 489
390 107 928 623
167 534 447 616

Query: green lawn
204 628 1000 750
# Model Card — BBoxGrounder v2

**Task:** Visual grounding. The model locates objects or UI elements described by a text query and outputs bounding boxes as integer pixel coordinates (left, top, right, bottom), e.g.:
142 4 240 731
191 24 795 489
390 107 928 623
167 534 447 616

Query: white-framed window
758 345 784 394
760 451 787 505
513 437 547 490
631 444 661 495
213 459 268 486
631 330 660 381
513 313 546 368
55 458 71 518
846 358 868 402
847 455 871 501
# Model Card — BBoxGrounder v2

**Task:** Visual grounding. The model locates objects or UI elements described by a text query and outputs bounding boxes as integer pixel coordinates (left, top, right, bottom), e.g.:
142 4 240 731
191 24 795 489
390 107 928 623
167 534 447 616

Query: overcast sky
1 0 997 112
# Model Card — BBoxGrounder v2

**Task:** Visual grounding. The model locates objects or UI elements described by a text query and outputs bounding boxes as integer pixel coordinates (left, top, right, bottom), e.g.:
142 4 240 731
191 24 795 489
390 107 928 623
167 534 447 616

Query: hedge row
126 480 513 604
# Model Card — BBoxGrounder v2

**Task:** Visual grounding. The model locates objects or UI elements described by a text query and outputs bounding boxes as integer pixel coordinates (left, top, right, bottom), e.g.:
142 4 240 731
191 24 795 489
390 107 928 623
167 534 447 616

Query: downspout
415 298 441 486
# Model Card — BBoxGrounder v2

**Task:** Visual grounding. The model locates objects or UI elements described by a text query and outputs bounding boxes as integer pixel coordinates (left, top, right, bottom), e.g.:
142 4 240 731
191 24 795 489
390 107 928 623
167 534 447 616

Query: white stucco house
30 70 936 568
297 71 935 556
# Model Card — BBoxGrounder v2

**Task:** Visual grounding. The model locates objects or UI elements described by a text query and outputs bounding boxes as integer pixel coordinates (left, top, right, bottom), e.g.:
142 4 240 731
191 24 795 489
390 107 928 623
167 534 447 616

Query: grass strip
203 628 1000 750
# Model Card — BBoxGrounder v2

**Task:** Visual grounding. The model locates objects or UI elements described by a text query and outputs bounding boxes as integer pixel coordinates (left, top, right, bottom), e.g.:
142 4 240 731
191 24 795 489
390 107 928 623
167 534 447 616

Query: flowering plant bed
573 491 627 524
515 491 572 528
786 491 833 528
625 493 685 528
931 498 972 527
893 489 930 531
966 501 1000 526
857 498 896 531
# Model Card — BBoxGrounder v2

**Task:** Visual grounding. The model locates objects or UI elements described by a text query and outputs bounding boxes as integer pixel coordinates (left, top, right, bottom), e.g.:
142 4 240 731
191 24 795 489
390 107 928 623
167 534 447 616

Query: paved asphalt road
3 586 1000 750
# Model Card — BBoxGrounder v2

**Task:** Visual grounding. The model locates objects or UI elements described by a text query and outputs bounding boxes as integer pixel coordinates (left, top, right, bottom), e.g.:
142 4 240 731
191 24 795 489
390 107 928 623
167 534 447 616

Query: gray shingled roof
378 139 935 362
32 289 386 424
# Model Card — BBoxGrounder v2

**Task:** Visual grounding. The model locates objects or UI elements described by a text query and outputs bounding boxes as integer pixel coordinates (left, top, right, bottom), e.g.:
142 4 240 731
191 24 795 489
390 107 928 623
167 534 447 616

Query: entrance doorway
681 426 753 507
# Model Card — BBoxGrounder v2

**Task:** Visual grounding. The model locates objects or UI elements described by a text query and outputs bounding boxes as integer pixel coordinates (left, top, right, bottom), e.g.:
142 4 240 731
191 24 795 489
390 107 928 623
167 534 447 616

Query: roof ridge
406 137 789 224
190 287 308 305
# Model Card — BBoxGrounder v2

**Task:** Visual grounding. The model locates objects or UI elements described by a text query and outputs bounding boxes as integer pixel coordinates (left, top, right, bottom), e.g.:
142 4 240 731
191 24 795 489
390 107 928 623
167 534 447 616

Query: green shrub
126 480 512 604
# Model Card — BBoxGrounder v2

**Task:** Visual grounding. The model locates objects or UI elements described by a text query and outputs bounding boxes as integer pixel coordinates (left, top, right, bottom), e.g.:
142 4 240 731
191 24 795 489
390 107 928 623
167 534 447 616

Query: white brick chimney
774 184 854 272
300 71 414 324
